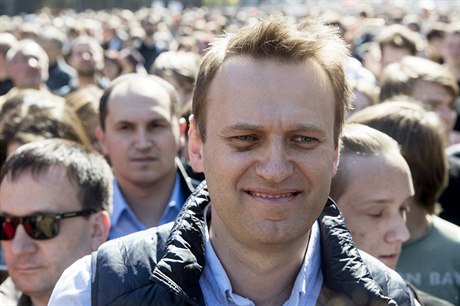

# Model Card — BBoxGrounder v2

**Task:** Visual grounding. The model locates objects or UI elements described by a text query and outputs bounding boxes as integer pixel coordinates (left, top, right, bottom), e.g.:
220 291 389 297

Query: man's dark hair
0 138 113 212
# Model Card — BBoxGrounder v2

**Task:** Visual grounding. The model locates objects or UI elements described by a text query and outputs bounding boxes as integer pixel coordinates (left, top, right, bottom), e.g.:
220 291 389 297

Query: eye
292 135 315 143
234 135 257 142
148 121 166 131
367 210 383 218
228 134 259 151
117 123 132 131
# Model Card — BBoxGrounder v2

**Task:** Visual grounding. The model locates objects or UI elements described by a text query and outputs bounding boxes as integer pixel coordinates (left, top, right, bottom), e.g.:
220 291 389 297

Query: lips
248 191 300 199
12 265 42 273
131 157 156 162
244 189 301 202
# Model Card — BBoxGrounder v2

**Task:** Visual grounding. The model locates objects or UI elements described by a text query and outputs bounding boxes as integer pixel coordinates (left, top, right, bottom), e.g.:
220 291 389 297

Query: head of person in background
96 73 194 239
151 50 200 169
441 23 460 83
347 100 460 305
0 139 112 306
0 32 18 96
38 26 78 97
119 46 147 75
348 100 448 240
346 79 379 118
424 23 446 64
376 24 419 76
67 35 105 90
65 86 104 152
332 121 455 305
5 39 49 91
102 49 123 82
379 55 459 145
151 50 200 112
0 89 90 167
330 123 413 269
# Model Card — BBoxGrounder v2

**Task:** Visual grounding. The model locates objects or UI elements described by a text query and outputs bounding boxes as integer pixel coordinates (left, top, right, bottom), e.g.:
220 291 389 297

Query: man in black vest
50 17 417 306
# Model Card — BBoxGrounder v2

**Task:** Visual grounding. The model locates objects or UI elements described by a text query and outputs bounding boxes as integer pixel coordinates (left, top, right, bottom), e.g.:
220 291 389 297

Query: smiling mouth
246 191 300 199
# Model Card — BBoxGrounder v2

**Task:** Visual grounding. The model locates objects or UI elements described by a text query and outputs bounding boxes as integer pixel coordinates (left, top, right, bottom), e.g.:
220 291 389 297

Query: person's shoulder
98 222 174 260
432 215 460 242
358 250 415 305
0 277 22 303
408 283 456 306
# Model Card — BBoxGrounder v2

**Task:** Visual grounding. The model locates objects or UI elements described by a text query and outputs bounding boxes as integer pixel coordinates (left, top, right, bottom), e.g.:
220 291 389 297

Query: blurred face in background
7 42 48 89
334 154 413 269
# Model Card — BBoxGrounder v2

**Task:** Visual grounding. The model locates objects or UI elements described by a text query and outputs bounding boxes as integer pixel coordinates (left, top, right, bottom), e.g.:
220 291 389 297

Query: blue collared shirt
109 172 185 240
199 208 323 306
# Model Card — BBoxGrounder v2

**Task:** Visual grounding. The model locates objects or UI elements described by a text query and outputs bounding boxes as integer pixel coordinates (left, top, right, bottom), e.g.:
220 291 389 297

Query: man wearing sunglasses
0 139 112 306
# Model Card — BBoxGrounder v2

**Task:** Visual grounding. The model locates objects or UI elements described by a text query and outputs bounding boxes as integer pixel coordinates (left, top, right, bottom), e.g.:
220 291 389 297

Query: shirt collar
110 179 128 226
110 172 183 227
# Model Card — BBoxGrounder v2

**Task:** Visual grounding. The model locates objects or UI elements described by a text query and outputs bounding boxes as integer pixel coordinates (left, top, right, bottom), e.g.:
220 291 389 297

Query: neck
30 293 50 306
117 171 176 227
209 211 310 306
77 74 97 88
406 202 431 242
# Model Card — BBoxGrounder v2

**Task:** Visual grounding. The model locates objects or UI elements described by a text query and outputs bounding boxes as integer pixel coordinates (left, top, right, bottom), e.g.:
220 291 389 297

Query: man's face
0 168 98 302
411 79 456 132
442 33 460 67
335 155 413 269
190 57 339 247
97 81 181 188
380 45 411 70
68 43 102 75
8 47 48 89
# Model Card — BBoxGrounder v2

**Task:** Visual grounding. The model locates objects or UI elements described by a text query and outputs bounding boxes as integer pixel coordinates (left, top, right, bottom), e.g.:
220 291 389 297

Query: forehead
12 45 44 60
0 167 79 215
73 42 98 54
107 80 173 118
206 57 335 131
412 80 454 104
342 154 412 196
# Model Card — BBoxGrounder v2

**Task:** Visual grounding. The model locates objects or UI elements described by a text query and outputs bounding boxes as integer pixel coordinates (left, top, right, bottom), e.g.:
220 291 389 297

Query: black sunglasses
0 209 99 241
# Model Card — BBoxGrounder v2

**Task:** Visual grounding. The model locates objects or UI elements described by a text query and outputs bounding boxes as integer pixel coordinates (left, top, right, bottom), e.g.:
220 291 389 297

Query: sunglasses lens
25 215 59 240
0 217 18 240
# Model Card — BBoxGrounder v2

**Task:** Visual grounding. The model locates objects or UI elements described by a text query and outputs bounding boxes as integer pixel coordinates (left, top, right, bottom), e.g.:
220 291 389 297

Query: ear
178 117 187 150
332 148 340 177
90 211 111 250
188 115 204 173
95 126 109 156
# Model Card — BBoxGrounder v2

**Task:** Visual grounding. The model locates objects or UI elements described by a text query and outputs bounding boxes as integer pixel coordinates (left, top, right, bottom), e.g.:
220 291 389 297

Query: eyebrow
221 123 326 134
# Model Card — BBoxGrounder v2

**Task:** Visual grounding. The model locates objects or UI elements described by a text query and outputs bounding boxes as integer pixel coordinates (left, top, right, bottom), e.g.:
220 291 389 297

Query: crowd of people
0 2 459 305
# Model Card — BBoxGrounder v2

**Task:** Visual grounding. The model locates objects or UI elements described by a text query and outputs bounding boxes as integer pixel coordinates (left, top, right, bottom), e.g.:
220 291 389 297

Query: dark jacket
91 182 415 306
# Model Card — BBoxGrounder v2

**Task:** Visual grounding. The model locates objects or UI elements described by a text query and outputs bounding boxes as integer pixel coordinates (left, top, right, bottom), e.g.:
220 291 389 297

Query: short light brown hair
379 56 459 103
192 16 352 146
347 100 448 213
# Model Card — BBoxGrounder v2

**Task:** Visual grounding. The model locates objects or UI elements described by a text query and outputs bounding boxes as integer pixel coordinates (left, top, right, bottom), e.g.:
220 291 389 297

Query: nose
134 128 152 150
439 107 456 130
255 138 294 184
385 215 410 244
10 225 38 255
